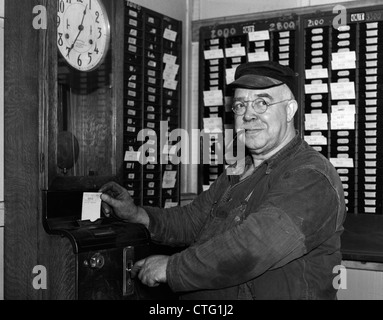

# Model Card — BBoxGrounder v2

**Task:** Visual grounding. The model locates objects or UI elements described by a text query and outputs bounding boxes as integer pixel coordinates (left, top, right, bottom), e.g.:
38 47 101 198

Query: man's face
234 85 294 157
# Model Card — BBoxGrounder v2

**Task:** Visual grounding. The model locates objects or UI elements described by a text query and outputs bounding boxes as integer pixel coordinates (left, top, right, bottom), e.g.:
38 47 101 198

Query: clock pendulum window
54 0 121 187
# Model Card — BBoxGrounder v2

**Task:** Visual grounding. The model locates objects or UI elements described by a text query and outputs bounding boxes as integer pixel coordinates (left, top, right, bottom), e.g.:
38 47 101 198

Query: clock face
57 0 111 72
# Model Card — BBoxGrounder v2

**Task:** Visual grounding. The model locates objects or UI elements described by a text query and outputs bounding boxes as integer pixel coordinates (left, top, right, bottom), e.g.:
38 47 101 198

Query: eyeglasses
231 98 291 116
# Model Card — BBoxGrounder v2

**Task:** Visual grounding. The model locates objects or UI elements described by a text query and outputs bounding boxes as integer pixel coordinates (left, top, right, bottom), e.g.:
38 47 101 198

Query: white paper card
225 47 246 57
164 28 177 42
279 31 290 38
164 202 178 209
366 22 379 29
367 37 378 44
330 82 355 100
163 53 177 65
203 90 223 106
204 49 224 60
81 193 102 222
279 46 290 52
304 83 328 94
248 52 269 62
248 30 270 41
305 113 328 130
164 79 178 90
331 59 356 70
162 171 177 188
366 29 378 37
331 113 355 130
254 41 265 47
330 158 354 168
203 117 223 132
231 57 242 63
332 51 356 61
331 104 356 114
279 38 290 45
163 63 179 80
304 135 327 145
226 68 237 84
124 151 141 162
305 68 329 79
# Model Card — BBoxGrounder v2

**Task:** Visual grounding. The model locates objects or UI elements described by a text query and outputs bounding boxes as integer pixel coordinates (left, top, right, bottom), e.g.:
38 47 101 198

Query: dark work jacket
144 134 347 300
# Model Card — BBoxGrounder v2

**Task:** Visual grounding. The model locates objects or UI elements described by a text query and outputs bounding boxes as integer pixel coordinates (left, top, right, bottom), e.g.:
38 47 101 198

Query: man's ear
286 100 298 122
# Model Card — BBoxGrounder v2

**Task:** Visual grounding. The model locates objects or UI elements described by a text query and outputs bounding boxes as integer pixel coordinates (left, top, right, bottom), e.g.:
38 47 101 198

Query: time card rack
302 8 383 215
123 1 182 208
198 15 300 192
198 4 383 215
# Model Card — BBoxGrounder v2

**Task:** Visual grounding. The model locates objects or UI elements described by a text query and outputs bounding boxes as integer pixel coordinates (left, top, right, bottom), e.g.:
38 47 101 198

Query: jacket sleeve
144 173 229 246
166 166 343 292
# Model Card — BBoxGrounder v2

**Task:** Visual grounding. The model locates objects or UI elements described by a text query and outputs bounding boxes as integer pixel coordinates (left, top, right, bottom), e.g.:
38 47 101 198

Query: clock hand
66 4 88 58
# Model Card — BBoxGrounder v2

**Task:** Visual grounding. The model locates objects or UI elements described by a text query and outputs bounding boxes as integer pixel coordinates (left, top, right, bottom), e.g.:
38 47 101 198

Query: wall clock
57 0 111 72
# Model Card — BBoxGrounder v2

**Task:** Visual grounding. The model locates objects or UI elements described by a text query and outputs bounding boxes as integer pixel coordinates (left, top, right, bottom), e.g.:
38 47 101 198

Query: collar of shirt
228 131 302 184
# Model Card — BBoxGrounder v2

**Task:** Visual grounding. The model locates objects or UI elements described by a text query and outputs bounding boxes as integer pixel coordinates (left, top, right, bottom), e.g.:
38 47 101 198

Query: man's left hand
131 255 169 287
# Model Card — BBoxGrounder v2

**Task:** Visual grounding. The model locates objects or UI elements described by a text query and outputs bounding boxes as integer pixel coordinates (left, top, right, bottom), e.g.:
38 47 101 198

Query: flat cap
229 61 298 97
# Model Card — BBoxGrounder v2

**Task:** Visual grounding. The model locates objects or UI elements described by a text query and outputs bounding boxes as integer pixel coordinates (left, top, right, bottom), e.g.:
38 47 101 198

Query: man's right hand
99 181 149 227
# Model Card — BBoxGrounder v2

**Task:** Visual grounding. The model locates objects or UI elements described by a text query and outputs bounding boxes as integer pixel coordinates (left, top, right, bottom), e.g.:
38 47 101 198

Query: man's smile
244 128 264 133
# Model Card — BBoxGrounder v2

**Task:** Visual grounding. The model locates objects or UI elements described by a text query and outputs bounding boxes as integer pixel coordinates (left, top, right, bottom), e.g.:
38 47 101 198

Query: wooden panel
4 0 41 299
38 0 76 300
40 235 76 300
0 2 4 202
5 0 126 300
0 227 3 300
1 6 4 296
4 0 76 299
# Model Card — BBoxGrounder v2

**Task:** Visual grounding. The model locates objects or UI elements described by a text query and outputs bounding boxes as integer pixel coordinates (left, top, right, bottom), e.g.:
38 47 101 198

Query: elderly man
100 61 346 300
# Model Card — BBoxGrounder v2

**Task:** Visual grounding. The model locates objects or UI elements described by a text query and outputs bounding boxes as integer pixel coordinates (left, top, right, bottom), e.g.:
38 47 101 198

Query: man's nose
243 106 259 121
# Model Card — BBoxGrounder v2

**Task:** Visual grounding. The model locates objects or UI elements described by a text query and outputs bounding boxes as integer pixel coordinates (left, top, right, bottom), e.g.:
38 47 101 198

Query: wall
192 0 360 20
0 0 4 301
132 0 187 22
338 261 383 300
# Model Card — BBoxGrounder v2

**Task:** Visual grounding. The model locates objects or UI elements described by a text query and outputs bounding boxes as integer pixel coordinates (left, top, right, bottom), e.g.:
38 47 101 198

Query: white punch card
81 192 102 222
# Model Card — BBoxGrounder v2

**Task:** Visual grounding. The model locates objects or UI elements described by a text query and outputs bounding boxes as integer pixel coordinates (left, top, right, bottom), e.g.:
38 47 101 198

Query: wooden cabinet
4 0 123 300
4 0 182 300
